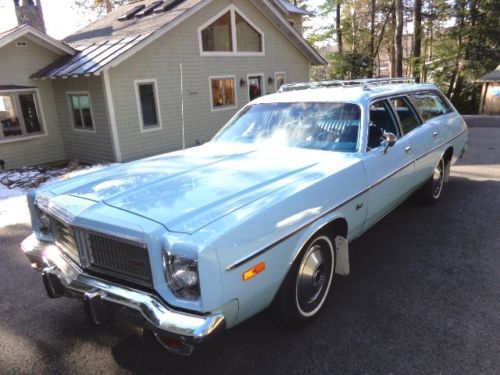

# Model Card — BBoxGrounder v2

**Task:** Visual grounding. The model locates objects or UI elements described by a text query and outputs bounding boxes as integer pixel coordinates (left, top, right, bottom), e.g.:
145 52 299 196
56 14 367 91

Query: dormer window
199 5 264 55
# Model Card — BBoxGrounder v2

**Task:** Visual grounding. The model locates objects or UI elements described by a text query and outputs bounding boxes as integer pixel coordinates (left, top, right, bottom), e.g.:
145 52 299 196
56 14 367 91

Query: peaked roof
478 65 500 82
275 0 314 16
31 0 324 79
0 24 74 55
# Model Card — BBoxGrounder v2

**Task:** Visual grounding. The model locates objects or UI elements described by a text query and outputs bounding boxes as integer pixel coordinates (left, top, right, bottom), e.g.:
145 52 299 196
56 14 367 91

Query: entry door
248 76 262 101
362 100 415 231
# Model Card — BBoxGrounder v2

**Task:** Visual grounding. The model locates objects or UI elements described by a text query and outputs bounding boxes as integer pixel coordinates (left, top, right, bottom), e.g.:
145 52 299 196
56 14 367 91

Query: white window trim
246 73 265 103
0 88 48 143
198 4 265 57
275 71 286 92
208 75 237 112
134 79 163 133
66 91 96 133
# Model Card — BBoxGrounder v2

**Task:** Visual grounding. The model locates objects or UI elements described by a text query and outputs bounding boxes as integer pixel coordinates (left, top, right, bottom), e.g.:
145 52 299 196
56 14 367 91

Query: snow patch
0 164 109 228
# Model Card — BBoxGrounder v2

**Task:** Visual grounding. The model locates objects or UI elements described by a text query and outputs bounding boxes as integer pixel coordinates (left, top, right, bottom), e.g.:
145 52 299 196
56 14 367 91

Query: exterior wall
287 14 304 34
51 76 115 164
108 0 310 161
0 37 65 169
480 82 500 115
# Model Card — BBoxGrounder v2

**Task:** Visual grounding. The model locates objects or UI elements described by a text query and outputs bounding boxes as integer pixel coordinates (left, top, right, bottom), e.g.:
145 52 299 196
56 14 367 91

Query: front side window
390 97 420 134
213 102 361 152
0 91 44 140
136 81 160 129
68 93 94 130
200 6 263 54
368 100 401 150
211 77 235 109
408 92 453 122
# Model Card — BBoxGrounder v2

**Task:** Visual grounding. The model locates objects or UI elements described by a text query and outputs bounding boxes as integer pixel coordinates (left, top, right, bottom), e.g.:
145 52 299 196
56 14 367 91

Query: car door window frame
367 99 403 151
388 95 422 136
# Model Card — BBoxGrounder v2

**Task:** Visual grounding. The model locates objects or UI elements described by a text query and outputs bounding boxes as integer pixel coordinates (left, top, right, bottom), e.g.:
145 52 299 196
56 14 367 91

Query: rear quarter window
408 92 453 122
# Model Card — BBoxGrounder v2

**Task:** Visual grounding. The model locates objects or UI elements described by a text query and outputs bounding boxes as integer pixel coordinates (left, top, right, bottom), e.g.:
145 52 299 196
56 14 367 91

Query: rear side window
390 97 421 134
408 92 453 122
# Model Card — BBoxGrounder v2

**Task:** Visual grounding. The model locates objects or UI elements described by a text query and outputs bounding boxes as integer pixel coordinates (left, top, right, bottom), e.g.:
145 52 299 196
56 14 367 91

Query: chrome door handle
432 132 438 137
404 146 412 153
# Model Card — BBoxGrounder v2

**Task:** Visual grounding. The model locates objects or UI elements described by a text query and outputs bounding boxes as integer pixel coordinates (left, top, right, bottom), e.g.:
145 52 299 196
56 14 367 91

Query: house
0 0 325 169
478 65 500 116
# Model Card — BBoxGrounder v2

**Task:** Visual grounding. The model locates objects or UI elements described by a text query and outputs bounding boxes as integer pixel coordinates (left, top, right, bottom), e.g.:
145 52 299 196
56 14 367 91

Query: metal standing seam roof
31 34 149 78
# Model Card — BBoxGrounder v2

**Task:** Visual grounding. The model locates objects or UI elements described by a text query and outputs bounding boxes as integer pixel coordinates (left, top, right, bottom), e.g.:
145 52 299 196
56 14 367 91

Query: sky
0 0 99 39
0 0 326 40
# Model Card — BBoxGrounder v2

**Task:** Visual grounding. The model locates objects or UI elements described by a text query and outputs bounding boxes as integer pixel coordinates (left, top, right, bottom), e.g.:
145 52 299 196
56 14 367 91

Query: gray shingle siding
51 76 115 164
108 0 310 161
0 38 66 169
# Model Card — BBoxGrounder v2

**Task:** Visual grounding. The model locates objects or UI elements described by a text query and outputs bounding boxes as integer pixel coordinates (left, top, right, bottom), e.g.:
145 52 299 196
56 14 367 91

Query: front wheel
270 231 337 326
418 157 446 205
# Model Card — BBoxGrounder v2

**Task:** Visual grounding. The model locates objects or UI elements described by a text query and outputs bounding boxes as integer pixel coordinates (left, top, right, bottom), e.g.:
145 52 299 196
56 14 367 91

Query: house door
248 75 262 101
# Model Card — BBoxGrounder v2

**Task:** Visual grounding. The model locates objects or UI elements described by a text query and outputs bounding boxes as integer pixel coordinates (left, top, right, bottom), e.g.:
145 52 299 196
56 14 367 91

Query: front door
248 76 262 101
362 99 415 230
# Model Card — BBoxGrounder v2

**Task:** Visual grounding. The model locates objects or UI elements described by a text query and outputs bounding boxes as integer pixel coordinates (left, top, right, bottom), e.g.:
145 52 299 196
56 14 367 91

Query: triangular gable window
199 5 264 55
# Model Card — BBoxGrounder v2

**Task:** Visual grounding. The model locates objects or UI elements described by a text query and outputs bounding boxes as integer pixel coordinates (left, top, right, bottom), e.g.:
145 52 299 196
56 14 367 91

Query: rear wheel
418 157 446 205
271 231 337 326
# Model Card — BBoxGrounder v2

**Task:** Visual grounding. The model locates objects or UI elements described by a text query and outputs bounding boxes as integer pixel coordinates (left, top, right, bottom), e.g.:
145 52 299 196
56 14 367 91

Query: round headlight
163 253 200 299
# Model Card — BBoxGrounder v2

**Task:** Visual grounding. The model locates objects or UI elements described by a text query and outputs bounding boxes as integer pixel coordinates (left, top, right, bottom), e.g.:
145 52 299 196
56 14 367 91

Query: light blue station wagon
22 78 467 355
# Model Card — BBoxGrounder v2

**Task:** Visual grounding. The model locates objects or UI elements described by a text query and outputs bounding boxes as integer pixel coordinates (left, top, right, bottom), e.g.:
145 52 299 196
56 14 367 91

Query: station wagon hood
47 144 358 234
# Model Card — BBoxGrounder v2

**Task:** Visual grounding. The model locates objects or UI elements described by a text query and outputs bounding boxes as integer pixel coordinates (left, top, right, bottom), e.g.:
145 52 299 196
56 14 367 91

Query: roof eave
0 24 75 55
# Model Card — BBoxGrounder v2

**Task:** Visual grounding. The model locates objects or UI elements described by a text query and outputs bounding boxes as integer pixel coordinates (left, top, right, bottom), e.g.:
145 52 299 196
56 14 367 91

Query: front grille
84 232 152 288
53 219 79 263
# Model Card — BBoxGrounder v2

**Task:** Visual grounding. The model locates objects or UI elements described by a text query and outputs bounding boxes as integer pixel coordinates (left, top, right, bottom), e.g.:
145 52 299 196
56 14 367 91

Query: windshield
213 102 361 152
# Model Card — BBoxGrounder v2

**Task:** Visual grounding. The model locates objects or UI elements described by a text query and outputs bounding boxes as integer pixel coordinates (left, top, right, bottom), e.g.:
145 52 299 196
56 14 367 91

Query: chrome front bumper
21 234 225 353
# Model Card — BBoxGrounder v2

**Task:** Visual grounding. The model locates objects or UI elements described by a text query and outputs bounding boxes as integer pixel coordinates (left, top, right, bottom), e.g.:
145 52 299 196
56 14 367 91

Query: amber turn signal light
242 262 266 281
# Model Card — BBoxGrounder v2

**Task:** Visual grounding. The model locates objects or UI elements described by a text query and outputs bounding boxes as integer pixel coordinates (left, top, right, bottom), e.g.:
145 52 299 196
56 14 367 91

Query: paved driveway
0 124 499 374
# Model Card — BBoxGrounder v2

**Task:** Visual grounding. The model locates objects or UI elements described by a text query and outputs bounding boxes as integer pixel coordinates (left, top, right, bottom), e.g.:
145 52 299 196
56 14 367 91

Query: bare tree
413 0 423 81
394 0 403 77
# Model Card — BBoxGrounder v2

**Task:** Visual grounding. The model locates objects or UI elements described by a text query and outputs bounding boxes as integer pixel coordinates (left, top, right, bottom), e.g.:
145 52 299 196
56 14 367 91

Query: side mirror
382 132 397 154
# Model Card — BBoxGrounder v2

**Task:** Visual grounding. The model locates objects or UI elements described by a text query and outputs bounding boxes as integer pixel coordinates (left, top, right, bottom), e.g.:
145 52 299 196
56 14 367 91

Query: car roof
253 82 439 105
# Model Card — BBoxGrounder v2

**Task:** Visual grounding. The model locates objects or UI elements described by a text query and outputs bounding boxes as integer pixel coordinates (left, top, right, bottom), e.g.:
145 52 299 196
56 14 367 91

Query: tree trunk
390 4 396 77
448 0 466 97
394 0 403 77
413 0 422 82
369 0 376 77
336 0 344 78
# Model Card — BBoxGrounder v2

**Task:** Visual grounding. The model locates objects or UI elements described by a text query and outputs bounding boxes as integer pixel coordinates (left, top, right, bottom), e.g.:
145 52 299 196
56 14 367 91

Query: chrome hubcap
432 159 445 199
296 237 334 315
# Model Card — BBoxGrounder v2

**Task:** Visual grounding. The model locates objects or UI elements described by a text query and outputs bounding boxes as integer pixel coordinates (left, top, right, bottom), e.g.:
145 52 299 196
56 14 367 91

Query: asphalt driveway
0 123 499 374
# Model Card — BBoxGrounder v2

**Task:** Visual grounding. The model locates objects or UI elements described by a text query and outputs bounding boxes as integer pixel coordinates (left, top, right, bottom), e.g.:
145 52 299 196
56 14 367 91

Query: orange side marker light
242 262 266 281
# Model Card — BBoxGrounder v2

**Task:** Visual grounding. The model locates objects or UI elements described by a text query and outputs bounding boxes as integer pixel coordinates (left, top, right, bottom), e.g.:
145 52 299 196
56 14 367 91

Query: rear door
406 91 457 184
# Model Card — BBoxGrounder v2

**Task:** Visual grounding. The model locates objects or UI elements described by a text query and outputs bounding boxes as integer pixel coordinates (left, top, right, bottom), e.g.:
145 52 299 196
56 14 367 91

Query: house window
235 13 262 52
68 93 94 130
200 5 264 55
248 75 263 101
0 91 44 140
210 77 235 110
275 72 286 91
201 11 233 52
135 80 160 130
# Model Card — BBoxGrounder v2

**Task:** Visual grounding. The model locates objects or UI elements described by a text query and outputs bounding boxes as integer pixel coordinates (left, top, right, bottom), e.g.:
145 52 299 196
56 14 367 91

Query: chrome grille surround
40 209 152 289
81 231 153 288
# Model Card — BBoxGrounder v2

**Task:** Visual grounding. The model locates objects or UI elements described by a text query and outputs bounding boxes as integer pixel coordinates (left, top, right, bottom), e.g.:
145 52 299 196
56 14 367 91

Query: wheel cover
432 158 445 199
295 236 335 317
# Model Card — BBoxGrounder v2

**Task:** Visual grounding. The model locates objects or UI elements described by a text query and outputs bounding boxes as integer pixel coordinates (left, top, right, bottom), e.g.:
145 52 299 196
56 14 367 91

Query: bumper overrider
21 234 225 356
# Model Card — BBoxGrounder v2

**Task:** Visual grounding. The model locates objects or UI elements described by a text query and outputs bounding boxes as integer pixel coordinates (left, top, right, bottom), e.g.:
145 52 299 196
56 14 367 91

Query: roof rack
278 77 416 92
